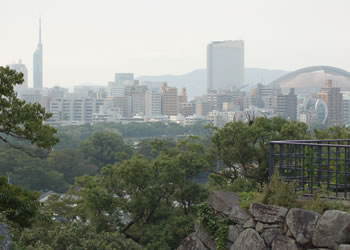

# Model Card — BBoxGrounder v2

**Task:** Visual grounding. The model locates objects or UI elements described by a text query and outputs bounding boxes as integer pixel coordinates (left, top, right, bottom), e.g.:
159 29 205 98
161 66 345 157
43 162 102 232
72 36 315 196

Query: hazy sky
2 0 350 88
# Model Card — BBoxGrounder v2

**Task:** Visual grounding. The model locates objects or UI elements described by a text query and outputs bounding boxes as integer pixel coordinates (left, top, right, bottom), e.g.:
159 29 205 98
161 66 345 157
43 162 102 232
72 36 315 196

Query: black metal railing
269 139 350 199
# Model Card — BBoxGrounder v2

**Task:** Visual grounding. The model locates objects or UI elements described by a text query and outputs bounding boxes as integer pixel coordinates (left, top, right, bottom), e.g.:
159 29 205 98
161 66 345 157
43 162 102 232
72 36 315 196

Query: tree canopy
209 117 310 188
0 66 58 154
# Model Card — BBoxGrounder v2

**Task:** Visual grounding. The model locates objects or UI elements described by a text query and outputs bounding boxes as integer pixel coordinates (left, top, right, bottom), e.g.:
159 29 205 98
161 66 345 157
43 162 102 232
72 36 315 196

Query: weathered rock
177 232 208 250
339 245 350 250
286 208 320 245
194 222 216 250
307 249 330 250
272 235 301 250
307 248 331 250
230 228 266 250
249 203 288 224
286 229 293 237
256 222 264 233
0 223 13 250
263 223 281 229
228 205 251 225
283 223 289 233
227 225 240 243
312 210 350 249
261 228 283 246
243 218 256 228
208 191 250 225
226 241 233 250
207 191 241 214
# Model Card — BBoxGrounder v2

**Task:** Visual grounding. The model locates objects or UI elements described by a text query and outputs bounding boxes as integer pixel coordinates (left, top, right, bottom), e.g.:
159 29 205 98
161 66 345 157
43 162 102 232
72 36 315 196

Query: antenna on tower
39 17 42 45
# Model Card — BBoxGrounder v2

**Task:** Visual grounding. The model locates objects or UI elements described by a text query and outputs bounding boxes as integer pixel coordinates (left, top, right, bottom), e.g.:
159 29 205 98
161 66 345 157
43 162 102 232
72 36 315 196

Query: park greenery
4 118 349 249
2 66 350 249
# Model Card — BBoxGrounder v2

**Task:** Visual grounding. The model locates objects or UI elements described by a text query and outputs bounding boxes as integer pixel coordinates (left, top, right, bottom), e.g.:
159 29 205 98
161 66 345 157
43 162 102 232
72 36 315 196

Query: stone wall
178 191 350 250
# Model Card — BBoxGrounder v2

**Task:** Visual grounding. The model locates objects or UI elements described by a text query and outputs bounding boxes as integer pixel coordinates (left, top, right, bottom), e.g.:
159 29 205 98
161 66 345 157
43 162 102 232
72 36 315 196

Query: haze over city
2 0 350 88
4 1 350 249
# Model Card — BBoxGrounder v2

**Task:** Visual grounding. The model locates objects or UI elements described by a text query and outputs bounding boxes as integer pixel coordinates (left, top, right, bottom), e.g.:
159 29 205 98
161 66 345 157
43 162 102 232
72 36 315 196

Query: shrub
261 170 297 208
239 191 263 209
208 174 258 193
302 189 345 213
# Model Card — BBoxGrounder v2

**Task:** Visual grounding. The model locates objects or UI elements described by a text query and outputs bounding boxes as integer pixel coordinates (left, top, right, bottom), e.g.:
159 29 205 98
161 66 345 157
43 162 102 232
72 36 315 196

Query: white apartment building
145 88 161 116
49 97 105 124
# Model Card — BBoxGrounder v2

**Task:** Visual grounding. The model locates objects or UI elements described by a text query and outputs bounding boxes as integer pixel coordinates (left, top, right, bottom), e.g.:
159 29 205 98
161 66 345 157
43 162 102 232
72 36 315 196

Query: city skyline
2 0 350 89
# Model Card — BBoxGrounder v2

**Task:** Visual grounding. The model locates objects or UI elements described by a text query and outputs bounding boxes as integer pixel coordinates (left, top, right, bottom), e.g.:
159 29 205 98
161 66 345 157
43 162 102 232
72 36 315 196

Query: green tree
0 146 69 192
211 121 256 180
252 117 309 183
11 164 68 193
18 221 141 250
48 149 98 184
0 66 58 154
209 117 310 188
314 126 350 140
79 132 133 169
0 176 40 227
70 138 210 249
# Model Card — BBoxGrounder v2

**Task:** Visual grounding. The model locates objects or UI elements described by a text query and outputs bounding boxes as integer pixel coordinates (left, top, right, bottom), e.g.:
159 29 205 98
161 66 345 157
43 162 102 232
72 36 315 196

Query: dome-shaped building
270 66 350 94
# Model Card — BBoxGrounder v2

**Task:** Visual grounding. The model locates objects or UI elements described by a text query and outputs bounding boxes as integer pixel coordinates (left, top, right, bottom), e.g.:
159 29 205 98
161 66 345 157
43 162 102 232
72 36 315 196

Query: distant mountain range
137 68 289 98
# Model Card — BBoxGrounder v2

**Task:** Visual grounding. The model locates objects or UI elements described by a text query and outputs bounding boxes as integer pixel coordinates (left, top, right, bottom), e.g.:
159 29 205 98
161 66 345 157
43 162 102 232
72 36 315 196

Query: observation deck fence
269 139 350 199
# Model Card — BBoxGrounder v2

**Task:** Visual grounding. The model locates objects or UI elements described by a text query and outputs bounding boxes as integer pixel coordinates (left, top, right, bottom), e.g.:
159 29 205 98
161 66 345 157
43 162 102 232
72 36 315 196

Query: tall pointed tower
33 17 43 89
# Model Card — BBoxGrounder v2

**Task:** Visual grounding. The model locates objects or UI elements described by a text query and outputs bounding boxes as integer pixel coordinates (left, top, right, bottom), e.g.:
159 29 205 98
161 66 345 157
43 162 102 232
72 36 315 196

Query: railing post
336 147 340 198
317 146 322 187
269 143 275 179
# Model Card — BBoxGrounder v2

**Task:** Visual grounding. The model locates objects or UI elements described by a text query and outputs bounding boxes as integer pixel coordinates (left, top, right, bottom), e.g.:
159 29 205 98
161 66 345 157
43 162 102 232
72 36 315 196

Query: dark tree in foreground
0 66 59 227
0 176 39 227
0 66 58 155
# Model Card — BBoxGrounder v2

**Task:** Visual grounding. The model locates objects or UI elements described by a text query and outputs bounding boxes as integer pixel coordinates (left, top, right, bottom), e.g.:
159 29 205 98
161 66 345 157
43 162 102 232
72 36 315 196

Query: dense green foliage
198 203 229 250
0 145 96 193
9 137 211 249
208 117 310 189
79 132 133 169
54 121 208 150
0 176 40 228
0 120 211 193
0 66 58 154
18 220 142 250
